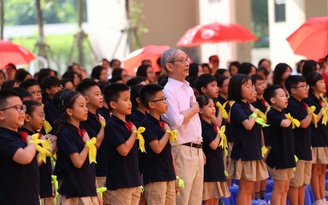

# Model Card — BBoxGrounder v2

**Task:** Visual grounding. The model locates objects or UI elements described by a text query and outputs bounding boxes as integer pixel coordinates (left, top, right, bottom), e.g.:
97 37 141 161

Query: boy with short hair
41 76 62 127
263 85 296 205
0 89 39 204
20 79 42 103
76 79 108 203
103 83 141 205
140 84 177 205
285 75 313 205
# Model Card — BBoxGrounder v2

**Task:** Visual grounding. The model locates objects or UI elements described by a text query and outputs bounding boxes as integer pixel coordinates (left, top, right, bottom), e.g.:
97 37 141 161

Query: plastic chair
228 186 239 204
251 199 268 205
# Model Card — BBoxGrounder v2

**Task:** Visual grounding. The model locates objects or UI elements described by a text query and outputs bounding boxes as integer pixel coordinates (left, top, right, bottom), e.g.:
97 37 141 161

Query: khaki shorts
227 159 268 182
203 181 230 200
312 147 328 164
56 195 99 205
289 160 312 187
41 197 55 205
144 180 176 205
267 166 294 181
109 187 141 205
96 176 110 205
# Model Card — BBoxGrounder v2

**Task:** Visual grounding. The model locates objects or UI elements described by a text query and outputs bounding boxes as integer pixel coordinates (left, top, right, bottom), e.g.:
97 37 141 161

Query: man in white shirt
161 48 204 205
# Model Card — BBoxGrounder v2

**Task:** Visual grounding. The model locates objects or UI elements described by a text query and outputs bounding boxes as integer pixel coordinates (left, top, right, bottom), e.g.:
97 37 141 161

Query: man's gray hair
160 48 179 72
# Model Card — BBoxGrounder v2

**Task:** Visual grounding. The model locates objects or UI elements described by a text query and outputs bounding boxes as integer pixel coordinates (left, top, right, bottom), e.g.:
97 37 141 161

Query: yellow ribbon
261 146 268 158
293 155 298 171
321 107 328 125
85 137 97 164
166 130 178 145
52 175 58 198
218 125 228 156
256 109 267 122
97 187 107 199
224 170 228 177
140 186 144 193
286 113 300 129
216 101 228 119
28 133 52 163
100 121 106 128
308 106 318 128
255 118 270 127
229 100 235 107
176 176 185 195
43 120 52 134
134 127 146 153
320 93 328 105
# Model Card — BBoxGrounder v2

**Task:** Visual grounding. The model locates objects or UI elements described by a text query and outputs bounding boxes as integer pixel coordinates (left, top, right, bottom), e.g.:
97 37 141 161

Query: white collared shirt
161 78 202 145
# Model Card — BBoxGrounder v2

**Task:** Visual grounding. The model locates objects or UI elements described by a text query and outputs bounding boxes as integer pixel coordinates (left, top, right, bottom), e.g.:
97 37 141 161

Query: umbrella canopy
123 45 170 75
286 16 328 60
0 40 35 68
176 22 258 47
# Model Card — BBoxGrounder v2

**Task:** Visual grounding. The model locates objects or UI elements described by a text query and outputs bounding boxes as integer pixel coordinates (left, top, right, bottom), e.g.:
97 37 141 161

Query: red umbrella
286 16 328 60
123 45 170 75
176 22 258 47
0 40 35 68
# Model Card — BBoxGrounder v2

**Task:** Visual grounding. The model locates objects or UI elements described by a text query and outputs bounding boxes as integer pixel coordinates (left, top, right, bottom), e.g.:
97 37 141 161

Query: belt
181 142 203 148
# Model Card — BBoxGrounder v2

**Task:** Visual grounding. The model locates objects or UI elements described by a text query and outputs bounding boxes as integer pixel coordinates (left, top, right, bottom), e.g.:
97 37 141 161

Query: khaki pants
56 195 99 205
144 180 176 205
109 187 140 205
172 145 204 205
96 176 110 205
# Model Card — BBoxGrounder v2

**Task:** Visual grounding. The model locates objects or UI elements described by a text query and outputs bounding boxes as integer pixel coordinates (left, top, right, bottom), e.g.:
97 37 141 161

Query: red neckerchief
302 102 308 111
125 122 134 132
159 121 165 131
19 131 41 143
213 125 218 133
78 129 86 139
261 98 267 107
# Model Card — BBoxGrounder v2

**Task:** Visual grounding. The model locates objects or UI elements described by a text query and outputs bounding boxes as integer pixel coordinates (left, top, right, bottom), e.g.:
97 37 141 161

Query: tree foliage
4 0 87 26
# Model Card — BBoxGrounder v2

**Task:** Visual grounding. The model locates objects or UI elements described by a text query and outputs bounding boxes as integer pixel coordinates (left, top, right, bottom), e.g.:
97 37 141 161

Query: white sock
322 199 326 202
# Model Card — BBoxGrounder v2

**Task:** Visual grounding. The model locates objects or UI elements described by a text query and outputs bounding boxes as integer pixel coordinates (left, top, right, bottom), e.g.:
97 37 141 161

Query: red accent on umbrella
176 22 258 47
0 40 35 68
123 45 170 75
286 16 328 60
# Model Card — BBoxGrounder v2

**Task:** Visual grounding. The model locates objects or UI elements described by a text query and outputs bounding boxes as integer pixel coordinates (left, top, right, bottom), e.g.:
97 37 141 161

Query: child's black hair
1 80 17 90
0 89 20 109
306 72 324 93
60 78 72 89
103 83 130 111
20 79 39 90
12 87 32 101
131 84 144 110
251 73 264 85
127 76 147 87
15 69 31 83
75 78 99 95
228 74 251 101
140 84 163 109
285 75 306 94
196 95 212 108
41 76 60 91
238 62 256 75
91 65 106 80
263 85 283 106
217 75 229 87
195 74 217 94
56 91 82 134
23 100 42 115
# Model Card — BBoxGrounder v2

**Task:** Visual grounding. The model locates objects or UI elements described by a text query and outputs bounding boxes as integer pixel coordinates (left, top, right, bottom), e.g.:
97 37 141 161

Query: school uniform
81 111 110 203
97 106 111 122
304 93 328 164
141 113 176 204
217 96 233 142
19 127 53 200
0 127 39 205
55 123 97 201
104 115 141 205
201 119 230 200
285 97 312 187
265 108 295 180
252 98 271 146
44 98 60 127
227 100 268 182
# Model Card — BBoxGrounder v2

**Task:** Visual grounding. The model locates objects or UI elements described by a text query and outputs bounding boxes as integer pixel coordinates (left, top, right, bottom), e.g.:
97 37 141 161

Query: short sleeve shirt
265 108 296 169
230 100 262 161
104 115 141 190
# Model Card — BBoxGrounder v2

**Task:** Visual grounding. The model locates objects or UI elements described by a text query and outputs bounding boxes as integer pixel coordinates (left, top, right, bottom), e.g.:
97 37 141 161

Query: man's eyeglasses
170 58 190 65
151 97 167 103
0 104 26 113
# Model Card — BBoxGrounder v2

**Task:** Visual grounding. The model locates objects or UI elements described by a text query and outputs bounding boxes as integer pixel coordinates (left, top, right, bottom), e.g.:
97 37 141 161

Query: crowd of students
0 48 328 205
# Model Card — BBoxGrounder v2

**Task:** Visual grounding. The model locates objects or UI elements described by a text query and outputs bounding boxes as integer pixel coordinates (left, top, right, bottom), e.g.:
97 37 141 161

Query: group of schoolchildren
0 54 328 205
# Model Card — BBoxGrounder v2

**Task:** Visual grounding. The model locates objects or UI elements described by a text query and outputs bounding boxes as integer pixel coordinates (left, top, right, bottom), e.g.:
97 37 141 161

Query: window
274 0 286 22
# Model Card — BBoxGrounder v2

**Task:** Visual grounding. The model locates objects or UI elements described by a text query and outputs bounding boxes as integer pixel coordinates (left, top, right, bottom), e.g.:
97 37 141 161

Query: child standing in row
227 74 268 205
55 91 99 205
140 84 177 205
263 85 295 205
103 83 141 205
304 72 328 205
285 75 313 205
0 90 39 204
197 95 230 205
